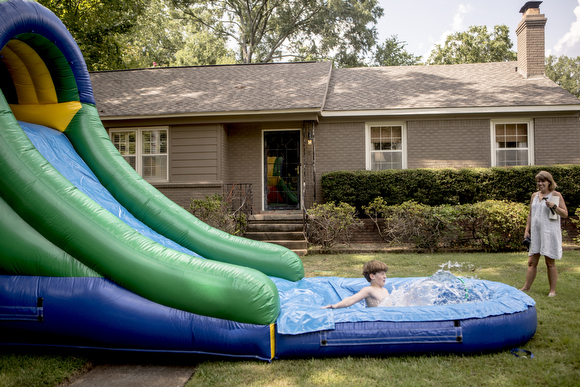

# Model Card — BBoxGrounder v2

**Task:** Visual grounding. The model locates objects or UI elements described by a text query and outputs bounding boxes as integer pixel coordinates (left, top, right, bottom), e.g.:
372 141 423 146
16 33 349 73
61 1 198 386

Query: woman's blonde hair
535 171 557 191
362 260 388 282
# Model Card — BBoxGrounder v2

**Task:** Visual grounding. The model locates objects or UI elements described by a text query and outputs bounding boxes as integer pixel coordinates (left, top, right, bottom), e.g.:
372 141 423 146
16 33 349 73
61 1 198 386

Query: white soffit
321 105 580 117
99 108 321 121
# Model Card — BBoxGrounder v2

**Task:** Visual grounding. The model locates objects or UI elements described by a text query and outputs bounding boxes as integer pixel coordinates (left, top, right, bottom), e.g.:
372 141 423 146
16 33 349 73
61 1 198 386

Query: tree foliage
38 0 148 71
427 25 516 65
168 0 383 67
371 35 422 66
117 0 236 68
115 0 184 69
546 55 580 99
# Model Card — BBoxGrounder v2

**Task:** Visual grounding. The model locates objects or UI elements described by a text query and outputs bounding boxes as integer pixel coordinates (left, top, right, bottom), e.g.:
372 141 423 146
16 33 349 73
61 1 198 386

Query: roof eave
98 107 322 122
321 105 580 117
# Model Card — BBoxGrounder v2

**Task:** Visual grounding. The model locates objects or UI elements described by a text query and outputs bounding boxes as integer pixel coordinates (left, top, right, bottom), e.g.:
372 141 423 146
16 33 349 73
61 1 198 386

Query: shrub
322 165 580 214
457 200 528 252
306 202 363 249
368 200 459 252
362 197 390 242
363 199 528 252
572 208 580 245
189 194 247 235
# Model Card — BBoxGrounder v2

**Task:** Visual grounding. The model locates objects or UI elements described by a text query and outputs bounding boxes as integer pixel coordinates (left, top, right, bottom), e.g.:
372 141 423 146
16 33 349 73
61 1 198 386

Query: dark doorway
264 130 300 210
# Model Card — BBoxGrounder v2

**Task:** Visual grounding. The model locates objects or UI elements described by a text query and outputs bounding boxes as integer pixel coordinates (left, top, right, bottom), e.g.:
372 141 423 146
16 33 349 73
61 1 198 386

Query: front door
264 130 300 210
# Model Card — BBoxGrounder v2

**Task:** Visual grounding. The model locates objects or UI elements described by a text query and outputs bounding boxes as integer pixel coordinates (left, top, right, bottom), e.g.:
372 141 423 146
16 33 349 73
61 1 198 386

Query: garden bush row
322 165 580 213
363 198 528 252
307 199 529 252
190 194 247 235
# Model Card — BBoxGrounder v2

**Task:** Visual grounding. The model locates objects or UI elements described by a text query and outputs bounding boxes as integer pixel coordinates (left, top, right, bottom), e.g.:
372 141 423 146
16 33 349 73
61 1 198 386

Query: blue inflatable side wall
1 273 537 359
0 275 273 360
275 307 537 358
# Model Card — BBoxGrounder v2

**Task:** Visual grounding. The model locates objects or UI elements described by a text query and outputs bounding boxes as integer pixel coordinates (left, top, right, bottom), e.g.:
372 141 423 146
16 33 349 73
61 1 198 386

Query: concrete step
245 211 307 256
263 240 308 250
249 213 304 222
245 231 305 241
246 223 303 232
293 249 308 257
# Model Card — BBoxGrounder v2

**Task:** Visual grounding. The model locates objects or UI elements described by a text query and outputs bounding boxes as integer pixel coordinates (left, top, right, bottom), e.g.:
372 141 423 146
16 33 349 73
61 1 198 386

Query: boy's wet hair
362 260 388 282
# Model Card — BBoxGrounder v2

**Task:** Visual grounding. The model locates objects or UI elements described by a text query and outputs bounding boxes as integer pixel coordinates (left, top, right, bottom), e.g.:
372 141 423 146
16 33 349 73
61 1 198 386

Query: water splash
389 264 492 307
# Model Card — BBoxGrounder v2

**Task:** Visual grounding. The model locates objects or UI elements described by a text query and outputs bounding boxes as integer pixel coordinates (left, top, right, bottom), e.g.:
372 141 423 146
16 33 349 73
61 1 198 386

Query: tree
168 0 384 67
427 25 516 65
171 28 237 66
371 35 422 66
117 0 236 68
115 0 184 69
38 0 148 71
546 55 580 99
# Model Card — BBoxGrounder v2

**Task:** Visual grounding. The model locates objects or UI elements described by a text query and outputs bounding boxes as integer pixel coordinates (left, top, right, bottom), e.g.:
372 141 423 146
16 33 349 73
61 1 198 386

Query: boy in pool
323 260 391 309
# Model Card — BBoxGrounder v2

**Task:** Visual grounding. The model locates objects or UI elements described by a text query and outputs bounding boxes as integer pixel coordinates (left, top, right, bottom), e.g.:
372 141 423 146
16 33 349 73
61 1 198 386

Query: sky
376 0 580 60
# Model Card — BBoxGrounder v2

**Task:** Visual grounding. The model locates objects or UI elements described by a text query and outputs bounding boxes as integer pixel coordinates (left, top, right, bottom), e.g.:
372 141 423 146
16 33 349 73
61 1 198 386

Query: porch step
245 212 307 257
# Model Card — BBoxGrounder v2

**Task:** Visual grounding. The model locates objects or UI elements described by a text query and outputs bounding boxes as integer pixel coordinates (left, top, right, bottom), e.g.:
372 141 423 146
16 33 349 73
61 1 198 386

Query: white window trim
110 126 169 181
365 121 407 170
490 119 534 167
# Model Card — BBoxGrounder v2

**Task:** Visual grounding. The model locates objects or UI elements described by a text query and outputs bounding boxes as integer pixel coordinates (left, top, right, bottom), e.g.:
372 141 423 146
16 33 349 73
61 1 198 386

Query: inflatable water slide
0 0 304 359
1 0 537 360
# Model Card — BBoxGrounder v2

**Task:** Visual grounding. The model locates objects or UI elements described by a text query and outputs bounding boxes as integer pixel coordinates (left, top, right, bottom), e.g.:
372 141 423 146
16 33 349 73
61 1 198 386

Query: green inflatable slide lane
0 94 285 325
0 195 100 278
65 104 305 282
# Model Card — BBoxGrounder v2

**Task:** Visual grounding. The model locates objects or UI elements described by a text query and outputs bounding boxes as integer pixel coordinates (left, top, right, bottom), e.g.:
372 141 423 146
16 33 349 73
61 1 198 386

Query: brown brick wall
350 218 383 243
314 122 366 204
226 125 263 210
562 216 578 244
152 183 223 210
516 14 547 78
158 115 579 211
407 119 490 168
534 117 580 165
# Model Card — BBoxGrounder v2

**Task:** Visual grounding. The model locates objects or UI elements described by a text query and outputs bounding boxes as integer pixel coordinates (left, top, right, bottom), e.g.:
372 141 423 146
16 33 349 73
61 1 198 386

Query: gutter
321 105 580 117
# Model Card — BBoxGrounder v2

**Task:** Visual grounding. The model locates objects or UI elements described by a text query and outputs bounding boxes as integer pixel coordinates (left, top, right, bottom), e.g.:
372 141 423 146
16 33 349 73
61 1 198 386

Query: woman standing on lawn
521 171 568 297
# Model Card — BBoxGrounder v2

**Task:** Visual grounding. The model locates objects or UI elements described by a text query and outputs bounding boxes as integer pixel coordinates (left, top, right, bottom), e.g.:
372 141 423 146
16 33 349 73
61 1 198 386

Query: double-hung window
110 127 168 181
491 120 533 167
366 122 407 170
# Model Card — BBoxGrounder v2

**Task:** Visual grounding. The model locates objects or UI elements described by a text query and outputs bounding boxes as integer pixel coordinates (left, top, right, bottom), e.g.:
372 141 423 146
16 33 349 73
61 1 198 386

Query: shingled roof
323 62 580 113
90 61 332 117
90 61 580 118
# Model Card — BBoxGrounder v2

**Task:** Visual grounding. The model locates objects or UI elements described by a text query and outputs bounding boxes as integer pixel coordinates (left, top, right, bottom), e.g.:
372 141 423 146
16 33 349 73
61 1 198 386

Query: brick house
90 1 580 213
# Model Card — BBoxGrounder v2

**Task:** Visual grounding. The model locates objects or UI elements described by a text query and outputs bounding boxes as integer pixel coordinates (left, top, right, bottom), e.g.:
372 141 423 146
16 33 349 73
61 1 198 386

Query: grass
0 351 88 387
1 250 579 386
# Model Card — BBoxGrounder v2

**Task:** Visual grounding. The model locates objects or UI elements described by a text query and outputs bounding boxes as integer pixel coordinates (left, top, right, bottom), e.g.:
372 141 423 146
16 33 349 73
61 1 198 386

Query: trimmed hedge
322 165 580 213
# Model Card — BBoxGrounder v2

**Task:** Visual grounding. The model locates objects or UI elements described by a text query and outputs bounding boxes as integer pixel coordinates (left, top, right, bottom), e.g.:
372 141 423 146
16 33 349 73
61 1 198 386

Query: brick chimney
516 1 547 78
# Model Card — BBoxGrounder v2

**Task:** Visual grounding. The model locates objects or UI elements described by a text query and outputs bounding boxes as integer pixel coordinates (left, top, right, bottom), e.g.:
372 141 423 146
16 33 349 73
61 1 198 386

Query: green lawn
1 250 579 386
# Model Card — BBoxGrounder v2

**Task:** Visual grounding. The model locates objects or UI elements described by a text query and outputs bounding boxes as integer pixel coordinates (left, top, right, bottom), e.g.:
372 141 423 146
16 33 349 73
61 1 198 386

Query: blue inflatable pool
0 0 536 361
1 274 536 360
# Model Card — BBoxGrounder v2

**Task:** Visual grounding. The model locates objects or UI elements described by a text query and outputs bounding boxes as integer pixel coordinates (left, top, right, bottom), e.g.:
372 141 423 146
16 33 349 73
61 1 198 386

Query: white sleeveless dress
529 192 562 259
